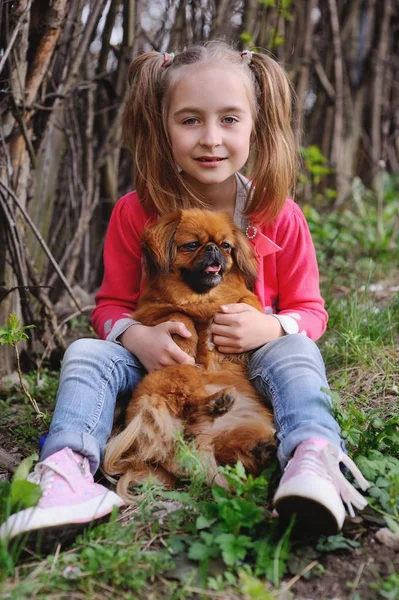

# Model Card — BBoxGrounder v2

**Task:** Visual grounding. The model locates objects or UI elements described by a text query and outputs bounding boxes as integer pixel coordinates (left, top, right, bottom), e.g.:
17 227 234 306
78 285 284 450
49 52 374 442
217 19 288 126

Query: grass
0 180 398 599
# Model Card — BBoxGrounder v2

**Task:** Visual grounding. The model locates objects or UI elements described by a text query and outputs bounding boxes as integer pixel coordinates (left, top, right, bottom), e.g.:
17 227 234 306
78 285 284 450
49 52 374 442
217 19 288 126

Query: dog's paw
209 390 235 416
251 440 276 465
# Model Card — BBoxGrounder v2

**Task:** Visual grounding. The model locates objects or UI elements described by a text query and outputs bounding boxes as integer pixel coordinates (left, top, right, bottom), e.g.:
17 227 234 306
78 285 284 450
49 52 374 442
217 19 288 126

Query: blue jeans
41 334 342 473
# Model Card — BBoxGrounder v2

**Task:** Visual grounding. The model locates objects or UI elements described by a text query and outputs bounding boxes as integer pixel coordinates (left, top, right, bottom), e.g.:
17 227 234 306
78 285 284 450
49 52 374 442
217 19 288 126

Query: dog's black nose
205 243 218 253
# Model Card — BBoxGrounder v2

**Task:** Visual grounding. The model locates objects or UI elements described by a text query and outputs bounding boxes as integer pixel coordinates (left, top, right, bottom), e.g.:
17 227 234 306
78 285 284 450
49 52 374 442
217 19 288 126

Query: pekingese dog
103 209 275 499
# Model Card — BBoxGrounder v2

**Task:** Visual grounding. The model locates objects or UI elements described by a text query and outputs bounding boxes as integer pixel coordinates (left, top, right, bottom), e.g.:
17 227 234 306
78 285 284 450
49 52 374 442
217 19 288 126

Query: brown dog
103 209 275 499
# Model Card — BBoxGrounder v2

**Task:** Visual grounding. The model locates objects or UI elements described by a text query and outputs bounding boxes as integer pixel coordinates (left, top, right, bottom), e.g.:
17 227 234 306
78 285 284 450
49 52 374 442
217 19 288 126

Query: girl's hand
210 303 284 353
120 322 195 372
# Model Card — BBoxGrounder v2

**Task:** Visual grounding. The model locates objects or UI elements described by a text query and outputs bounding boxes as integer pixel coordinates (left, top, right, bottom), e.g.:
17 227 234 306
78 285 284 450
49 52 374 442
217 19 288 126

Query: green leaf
215 533 252 566
12 454 39 482
167 535 186 554
238 569 276 600
235 461 246 480
376 476 390 488
0 313 35 346
196 515 214 530
219 498 263 531
199 531 215 546
384 515 399 534
316 534 360 552
212 485 230 503
254 538 274 578
10 480 42 510
188 542 210 561
0 480 12 522
157 490 193 504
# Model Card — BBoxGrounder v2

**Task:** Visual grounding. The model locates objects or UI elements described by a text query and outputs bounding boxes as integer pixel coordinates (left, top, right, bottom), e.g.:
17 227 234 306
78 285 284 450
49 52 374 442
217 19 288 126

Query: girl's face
167 65 254 193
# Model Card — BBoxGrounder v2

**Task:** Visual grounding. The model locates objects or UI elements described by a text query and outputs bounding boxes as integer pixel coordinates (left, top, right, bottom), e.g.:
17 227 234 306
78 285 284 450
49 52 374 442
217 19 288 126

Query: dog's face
142 209 258 294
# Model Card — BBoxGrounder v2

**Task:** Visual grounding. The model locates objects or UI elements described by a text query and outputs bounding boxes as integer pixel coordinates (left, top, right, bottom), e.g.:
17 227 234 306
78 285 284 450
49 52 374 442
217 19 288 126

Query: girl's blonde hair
123 41 297 223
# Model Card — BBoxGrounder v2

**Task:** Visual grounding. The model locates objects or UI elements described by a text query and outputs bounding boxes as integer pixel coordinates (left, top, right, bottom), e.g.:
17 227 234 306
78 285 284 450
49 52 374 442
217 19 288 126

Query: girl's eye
183 117 199 126
182 241 200 251
221 242 232 251
222 116 238 125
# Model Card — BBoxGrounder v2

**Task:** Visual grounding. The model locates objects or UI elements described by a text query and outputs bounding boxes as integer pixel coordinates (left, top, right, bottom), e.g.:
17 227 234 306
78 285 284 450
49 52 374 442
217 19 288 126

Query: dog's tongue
205 264 221 273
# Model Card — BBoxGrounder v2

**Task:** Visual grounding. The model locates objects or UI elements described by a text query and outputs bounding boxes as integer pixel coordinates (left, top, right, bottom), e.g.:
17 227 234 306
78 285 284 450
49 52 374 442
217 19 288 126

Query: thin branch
97 0 122 75
25 257 66 350
0 285 52 303
295 0 318 136
24 0 69 108
58 0 108 98
14 343 43 415
11 98 38 169
0 1 32 76
313 51 336 101
328 0 345 205
371 0 392 167
36 304 94 375
0 181 82 313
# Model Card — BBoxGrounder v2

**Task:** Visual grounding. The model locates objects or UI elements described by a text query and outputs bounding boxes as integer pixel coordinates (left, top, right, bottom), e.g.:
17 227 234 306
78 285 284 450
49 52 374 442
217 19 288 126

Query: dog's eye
221 242 232 251
182 241 200 251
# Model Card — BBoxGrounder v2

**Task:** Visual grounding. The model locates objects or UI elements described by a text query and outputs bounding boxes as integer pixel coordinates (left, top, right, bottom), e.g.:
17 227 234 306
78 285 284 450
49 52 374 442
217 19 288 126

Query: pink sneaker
0 448 125 545
273 438 370 534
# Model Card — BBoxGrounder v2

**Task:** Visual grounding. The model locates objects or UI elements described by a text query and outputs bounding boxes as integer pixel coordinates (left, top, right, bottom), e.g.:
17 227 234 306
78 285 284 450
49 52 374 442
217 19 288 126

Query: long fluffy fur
103 209 275 499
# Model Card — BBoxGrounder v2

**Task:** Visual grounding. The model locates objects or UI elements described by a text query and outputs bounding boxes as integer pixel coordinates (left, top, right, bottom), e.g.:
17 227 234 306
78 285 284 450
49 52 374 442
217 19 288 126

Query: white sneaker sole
0 491 124 541
273 474 346 533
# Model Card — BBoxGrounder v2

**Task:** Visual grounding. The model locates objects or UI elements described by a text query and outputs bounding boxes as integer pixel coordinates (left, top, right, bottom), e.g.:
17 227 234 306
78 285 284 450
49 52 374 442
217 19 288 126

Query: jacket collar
245 224 281 257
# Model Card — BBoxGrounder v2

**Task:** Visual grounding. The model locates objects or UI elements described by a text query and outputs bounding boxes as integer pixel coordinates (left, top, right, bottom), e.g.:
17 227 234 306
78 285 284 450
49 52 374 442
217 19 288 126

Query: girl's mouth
195 157 227 168
196 157 226 162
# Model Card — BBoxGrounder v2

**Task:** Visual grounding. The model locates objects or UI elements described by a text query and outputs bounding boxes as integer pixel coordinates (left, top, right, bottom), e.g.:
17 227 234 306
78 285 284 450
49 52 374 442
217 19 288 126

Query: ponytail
123 52 185 214
245 53 298 222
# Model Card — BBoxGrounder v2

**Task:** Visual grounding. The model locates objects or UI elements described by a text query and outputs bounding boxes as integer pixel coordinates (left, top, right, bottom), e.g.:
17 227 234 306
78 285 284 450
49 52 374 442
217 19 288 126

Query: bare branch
0 1 32 76
295 0 318 136
328 0 345 205
0 180 82 312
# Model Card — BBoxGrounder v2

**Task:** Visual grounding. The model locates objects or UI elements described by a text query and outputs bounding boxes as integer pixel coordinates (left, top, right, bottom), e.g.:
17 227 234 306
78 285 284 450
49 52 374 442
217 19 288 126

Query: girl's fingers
213 335 239 347
169 344 195 365
215 345 240 354
210 323 232 336
212 312 236 325
220 303 252 313
165 321 192 338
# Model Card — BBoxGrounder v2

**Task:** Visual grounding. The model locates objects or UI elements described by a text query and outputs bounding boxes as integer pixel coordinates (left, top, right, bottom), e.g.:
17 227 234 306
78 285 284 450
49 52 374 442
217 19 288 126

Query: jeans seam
253 370 285 437
85 356 141 434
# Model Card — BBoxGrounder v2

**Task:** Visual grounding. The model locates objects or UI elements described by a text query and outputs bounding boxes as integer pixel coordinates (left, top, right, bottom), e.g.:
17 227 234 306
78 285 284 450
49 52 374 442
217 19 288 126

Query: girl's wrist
119 323 147 352
268 315 285 341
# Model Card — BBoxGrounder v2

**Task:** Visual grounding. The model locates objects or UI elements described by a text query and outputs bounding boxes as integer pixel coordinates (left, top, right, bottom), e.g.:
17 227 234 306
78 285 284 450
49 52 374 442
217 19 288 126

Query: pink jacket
92 190 328 342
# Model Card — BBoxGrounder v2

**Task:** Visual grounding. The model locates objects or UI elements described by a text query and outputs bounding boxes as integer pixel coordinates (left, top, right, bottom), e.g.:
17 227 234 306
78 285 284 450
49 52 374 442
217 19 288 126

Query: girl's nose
200 124 222 148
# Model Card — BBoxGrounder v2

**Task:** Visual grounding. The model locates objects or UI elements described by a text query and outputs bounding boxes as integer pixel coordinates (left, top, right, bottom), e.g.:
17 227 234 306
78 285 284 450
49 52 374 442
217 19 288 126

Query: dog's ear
232 229 258 290
141 210 182 275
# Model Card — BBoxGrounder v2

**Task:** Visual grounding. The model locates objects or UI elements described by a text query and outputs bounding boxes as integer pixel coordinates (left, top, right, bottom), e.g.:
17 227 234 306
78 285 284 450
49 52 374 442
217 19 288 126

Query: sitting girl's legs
0 338 145 542
41 338 145 472
248 334 369 534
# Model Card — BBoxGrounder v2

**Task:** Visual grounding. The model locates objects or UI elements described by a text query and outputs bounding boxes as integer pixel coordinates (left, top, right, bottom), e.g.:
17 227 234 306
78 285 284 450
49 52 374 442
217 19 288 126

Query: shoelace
291 443 370 517
321 444 370 517
28 460 79 495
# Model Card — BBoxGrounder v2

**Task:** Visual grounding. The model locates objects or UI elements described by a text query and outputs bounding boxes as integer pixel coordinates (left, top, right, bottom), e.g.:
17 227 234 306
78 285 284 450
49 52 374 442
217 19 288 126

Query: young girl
1 42 369 543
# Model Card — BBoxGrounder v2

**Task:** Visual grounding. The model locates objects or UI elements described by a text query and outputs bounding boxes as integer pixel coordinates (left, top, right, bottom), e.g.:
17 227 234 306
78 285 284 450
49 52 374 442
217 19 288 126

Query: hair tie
241 50 253 65
162 52 175 69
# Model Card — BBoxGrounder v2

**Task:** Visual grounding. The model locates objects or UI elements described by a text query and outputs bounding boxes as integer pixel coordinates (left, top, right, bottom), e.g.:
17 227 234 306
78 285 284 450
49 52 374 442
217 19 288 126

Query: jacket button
245 224 258 240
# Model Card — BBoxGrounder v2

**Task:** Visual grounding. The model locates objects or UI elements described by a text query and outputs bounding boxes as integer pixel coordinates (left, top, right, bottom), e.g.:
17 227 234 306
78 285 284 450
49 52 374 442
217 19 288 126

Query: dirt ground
290 529 398 599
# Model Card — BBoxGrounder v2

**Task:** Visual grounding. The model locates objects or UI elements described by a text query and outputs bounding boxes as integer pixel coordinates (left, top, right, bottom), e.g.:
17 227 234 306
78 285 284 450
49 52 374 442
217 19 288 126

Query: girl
0 42 369 543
